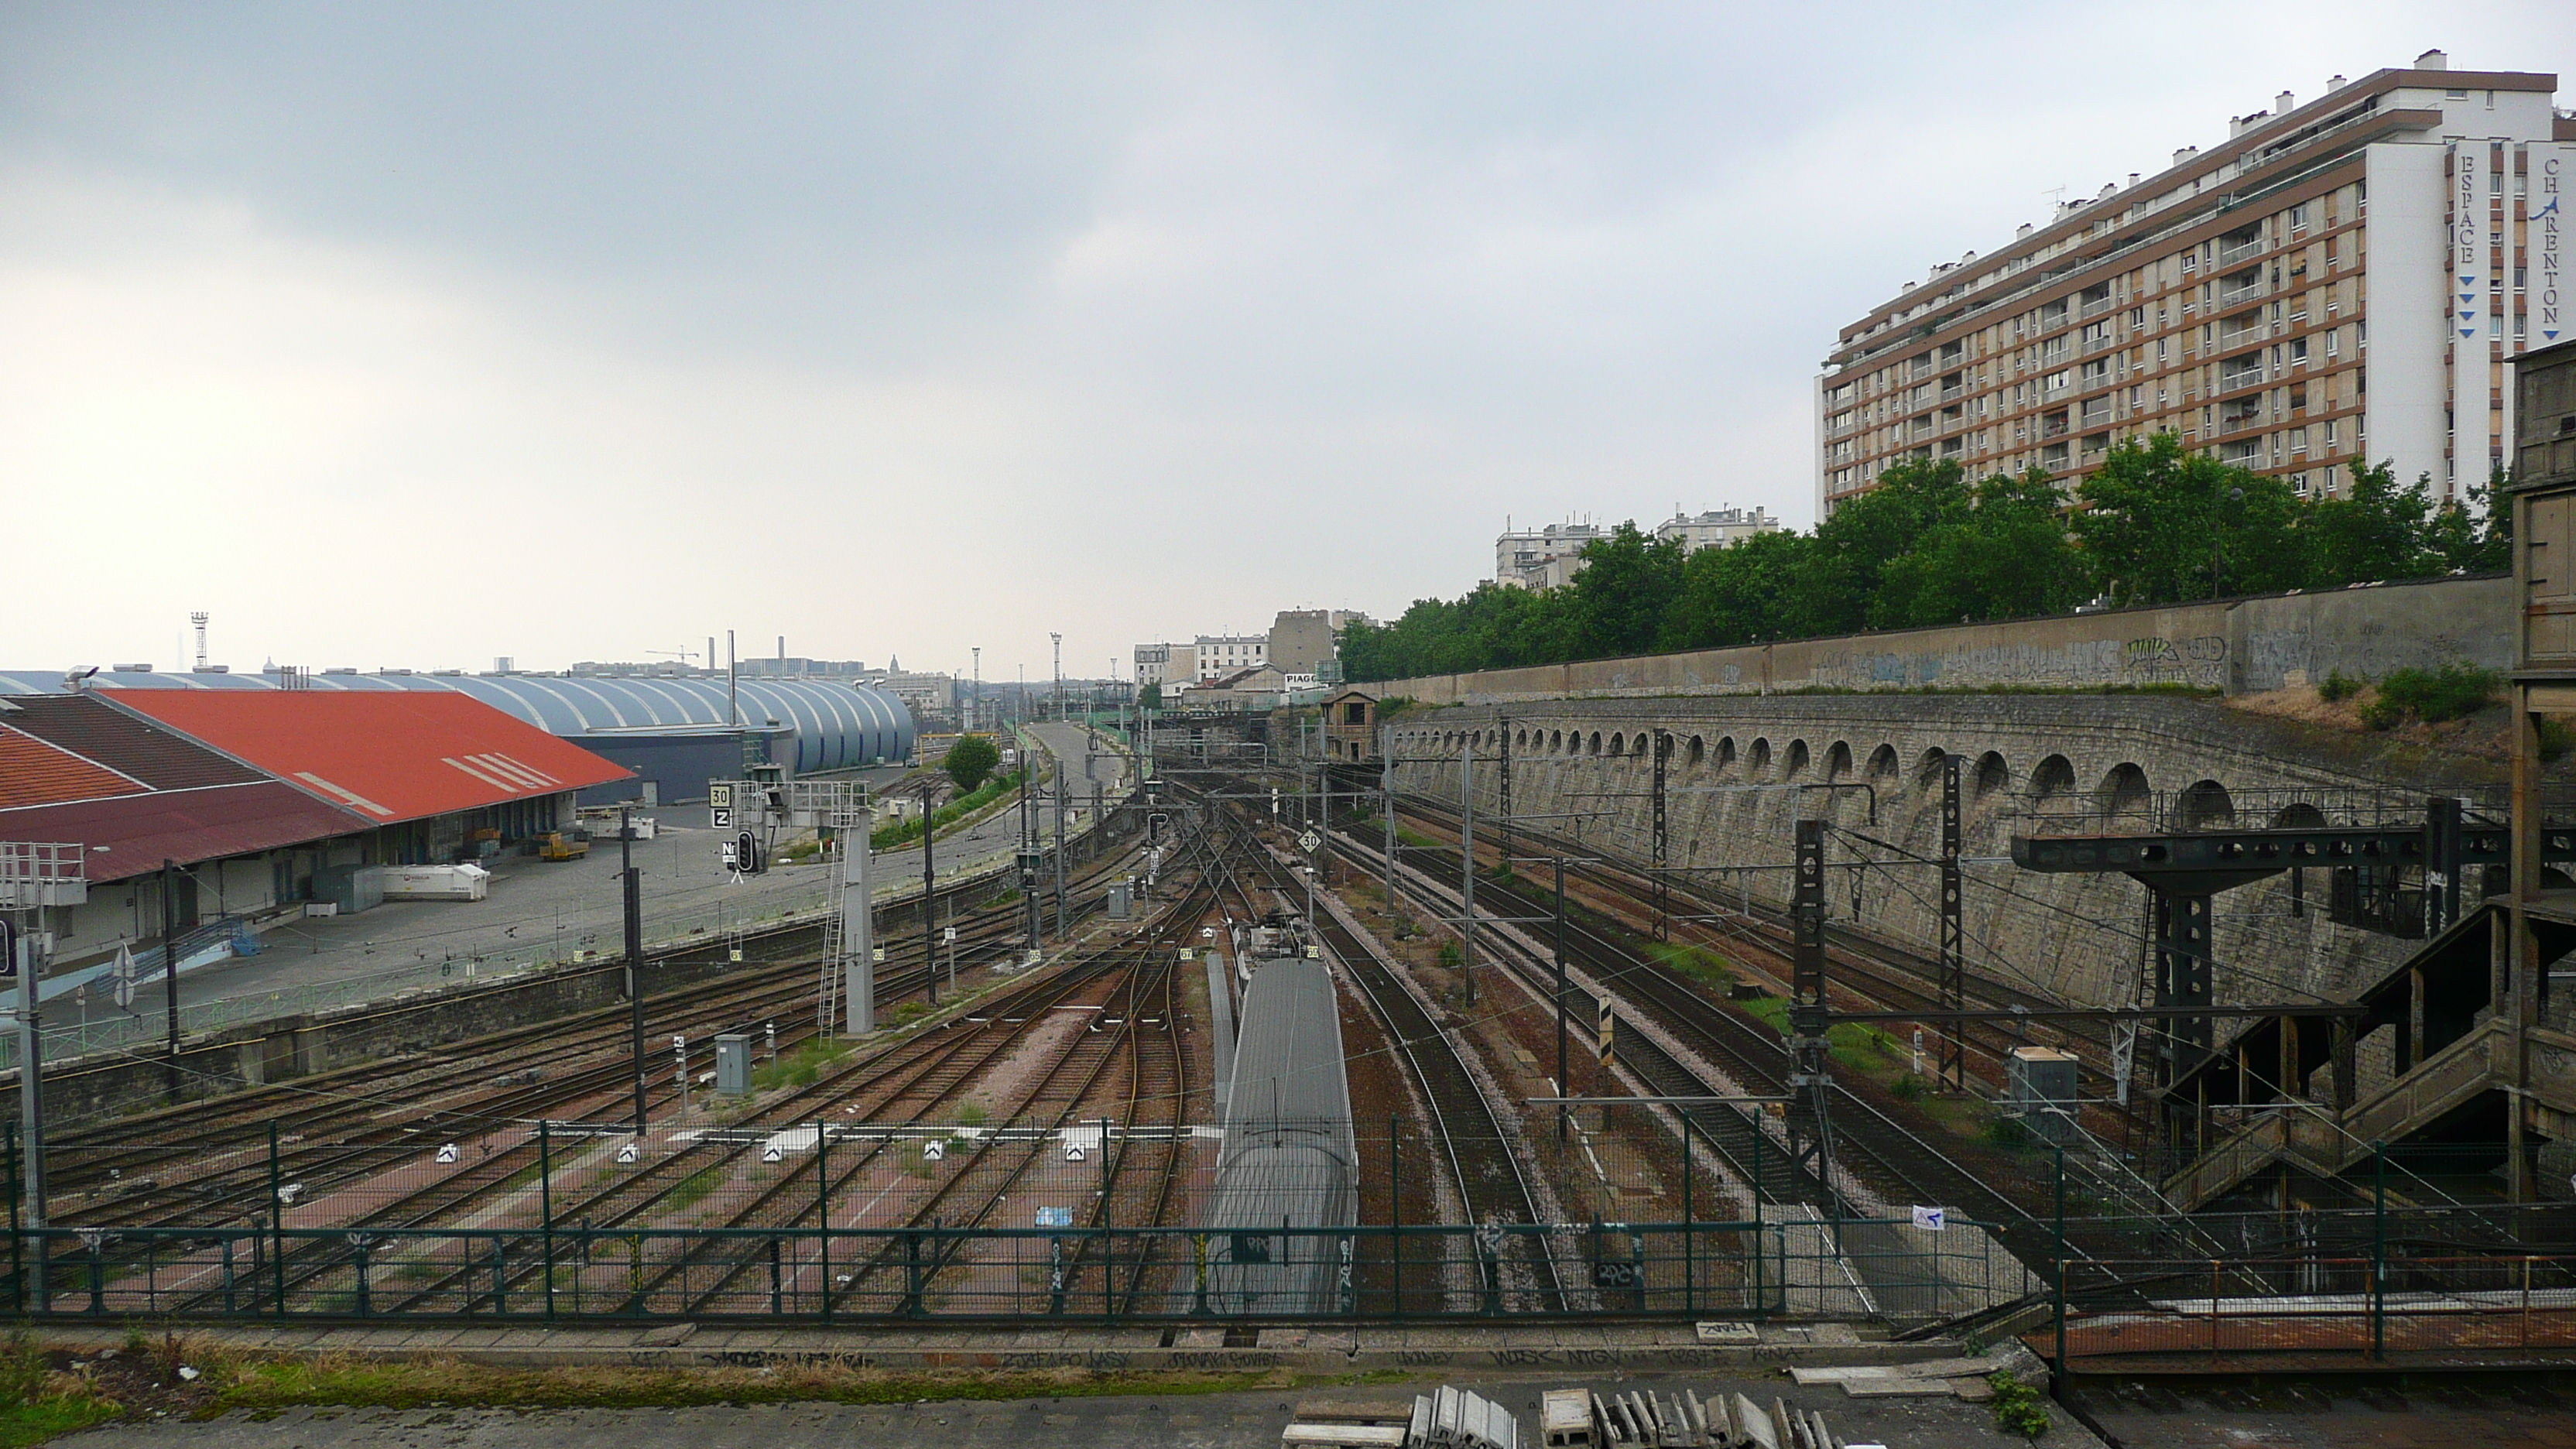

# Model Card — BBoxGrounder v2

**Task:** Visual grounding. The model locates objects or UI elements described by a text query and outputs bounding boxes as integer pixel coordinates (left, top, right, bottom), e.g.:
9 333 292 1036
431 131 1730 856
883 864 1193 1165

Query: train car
1192 951 1360 1316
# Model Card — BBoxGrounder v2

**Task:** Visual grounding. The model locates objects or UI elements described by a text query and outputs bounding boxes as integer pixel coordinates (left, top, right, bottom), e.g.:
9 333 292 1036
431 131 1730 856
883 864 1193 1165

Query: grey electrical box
1108 879 1132 920
2007 1046 2081 1145
714 1033 752 1096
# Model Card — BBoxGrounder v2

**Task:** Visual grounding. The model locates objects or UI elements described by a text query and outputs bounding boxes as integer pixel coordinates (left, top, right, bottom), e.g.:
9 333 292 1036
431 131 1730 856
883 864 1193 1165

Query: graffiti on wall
1807 635 2228 691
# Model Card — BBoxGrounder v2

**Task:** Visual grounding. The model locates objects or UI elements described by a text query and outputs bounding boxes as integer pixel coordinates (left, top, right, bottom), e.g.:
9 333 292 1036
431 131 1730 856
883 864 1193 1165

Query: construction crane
645 647 701 665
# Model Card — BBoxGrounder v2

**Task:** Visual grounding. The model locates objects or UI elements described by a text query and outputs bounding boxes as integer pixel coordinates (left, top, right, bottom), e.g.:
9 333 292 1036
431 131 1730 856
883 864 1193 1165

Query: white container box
380 864 491 902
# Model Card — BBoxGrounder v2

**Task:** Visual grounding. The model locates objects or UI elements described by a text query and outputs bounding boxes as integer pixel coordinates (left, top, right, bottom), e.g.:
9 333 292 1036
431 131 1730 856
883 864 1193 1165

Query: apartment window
2290 426 2309 455
2156 337 2169 365
2358 319 2368 350
2322 419 2338 448
2326 328 2339 358
2288 202 2309 235
2289 337 2309 368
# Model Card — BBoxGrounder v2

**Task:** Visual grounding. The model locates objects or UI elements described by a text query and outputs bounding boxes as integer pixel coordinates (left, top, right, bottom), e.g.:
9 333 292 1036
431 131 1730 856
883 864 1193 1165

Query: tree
2305 460 2441 585
2426 464 2513 574
1793 458 1971 636
1138 682 1162 712
943 734 1000 793
1558 523 1687 659
1663 528 1810 649
1872 468 2088 627
2073 433 2304 604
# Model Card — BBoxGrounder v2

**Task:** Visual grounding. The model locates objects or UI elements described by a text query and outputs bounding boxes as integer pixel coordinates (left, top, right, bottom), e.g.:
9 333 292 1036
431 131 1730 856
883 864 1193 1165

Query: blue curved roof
0 670 914 774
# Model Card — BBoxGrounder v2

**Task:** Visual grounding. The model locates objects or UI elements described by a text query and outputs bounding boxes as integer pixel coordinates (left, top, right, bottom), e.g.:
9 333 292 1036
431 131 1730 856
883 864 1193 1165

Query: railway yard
9 711 2576 1449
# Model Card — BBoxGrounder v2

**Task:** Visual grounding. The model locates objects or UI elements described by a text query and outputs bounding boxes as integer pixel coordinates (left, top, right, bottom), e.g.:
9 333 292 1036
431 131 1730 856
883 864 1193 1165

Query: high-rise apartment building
1817 53 2571 514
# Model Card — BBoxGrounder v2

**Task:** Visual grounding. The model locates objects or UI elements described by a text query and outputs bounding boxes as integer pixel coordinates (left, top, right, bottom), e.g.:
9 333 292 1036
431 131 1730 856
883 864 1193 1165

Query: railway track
1178 781 1566 1314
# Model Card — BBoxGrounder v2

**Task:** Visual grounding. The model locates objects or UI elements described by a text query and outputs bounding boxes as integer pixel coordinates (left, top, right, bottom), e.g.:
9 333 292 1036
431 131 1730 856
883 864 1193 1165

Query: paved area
2065 1371 2576 1447
61 1374 2083 1447
61 727 1128 1050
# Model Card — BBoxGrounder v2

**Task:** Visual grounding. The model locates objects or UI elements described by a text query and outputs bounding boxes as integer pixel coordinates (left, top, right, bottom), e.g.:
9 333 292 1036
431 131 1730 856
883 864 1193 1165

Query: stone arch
2179 779 2235 830
1973 750 2009 796
1824 741 1855 782
1588 731 1603 755
1749 738 1773 777
1608 731 1625 757
1915 748 1948 790
1717 737 1738 775
1785 738 1811 779
2273 801 2327 829
2030 754 2077 800
2098 762 2153 820
1687 735 1705 767
1866 744 1899 780
1635 733 1653 757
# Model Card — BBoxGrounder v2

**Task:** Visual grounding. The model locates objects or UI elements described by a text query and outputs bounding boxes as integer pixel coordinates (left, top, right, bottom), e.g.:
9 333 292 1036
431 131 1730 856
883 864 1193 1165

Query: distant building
1133 642 1178 687
1193 633 1266 680
878 670 957 721
1653 505 1782 553
1267 608 1371 677
1494 522 1607 591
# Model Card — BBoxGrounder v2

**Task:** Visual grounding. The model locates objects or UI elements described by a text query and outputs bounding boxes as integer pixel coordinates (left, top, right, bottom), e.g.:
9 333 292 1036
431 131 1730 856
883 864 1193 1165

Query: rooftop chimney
2416 49 2448 71
2276 90 2297 115
2016 222 2034 238
2326 74 2348 92
2174 145 2200 166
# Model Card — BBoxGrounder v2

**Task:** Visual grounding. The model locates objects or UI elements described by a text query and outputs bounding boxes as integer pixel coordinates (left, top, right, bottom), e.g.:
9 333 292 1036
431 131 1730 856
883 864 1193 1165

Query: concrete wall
1369 574 2508 706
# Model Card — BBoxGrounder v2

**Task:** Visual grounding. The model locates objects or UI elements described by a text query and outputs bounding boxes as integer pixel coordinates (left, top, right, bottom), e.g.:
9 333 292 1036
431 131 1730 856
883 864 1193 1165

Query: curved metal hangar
0 669 915 806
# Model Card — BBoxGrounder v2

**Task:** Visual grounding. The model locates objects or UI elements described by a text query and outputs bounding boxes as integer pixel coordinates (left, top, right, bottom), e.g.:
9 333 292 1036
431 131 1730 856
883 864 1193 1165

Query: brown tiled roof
0 783 368 883
0 695 263 791
0 727 148 809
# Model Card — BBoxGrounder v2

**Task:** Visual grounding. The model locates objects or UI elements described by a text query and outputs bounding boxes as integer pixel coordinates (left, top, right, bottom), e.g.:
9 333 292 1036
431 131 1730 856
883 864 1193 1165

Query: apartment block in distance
1817 52 2572 513
1653 505 1782 553
1495 521 1608 590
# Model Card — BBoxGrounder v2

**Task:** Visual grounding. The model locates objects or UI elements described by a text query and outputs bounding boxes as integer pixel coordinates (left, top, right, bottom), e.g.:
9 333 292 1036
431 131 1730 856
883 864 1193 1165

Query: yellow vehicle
536 832 590 862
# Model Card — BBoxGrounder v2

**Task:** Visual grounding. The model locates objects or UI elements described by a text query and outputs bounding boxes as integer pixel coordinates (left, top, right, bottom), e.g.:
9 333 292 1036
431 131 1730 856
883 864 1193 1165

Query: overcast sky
4 4 2567 683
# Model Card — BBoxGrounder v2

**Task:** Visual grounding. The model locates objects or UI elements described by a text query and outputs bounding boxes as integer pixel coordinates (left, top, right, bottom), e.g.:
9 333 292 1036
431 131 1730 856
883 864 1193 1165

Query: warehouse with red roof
0 690 629 988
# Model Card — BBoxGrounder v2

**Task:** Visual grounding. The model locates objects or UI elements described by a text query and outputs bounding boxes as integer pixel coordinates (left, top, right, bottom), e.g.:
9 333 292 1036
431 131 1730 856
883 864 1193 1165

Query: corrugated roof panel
0 695 265 791
108 691 632 825
0 726 149 809
0 781 368 882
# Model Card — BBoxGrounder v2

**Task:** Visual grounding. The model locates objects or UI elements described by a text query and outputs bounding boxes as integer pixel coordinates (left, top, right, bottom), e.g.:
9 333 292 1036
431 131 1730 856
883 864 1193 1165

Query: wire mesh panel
2060 1252 2576 1368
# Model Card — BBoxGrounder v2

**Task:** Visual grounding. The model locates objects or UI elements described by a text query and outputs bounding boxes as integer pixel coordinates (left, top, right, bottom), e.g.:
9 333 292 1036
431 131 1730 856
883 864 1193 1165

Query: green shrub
2356 695 2405 731
1435 942 1463 970
2317 670 2362 703
1890 1075 1925 1102
2541 718 2576 762
2376 663 2503 724
1989 1371 2051 1437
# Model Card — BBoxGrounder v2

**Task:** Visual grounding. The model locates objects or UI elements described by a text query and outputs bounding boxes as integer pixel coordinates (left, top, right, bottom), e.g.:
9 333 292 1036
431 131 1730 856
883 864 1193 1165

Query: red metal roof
109 692 632 826
1 695 268 790
0 725 148 810
0 783 369 883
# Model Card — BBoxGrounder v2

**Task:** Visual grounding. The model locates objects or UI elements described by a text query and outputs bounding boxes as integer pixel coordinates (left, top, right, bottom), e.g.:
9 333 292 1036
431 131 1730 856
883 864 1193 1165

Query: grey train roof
1189 957 1360 1316
0 670 913 776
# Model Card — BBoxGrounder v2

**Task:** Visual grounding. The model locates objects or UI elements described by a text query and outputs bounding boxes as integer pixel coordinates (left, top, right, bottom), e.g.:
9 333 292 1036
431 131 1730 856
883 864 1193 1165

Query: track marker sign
1063 1142 1086 1163
923 1140 945 1162
1910 1205 1946 1232
615 1142 641 1165
1298 828 1322 853
434 1144 460 1165
762 1143 785 1164
711 807 734 829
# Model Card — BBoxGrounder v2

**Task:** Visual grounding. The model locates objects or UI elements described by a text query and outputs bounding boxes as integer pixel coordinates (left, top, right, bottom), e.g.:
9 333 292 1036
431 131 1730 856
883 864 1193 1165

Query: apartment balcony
2078 368 2115 394
2217 368 2266 395
2078 295 2118 320
2218 279 2267 309
2083 331 2121 356
2218 237 2266 268
1939 383 1965 402
2218 323 2266 352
